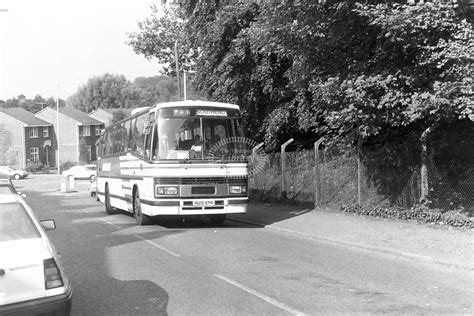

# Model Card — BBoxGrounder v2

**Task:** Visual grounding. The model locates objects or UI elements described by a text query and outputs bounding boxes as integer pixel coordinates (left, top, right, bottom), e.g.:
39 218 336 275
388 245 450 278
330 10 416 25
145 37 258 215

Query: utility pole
174 41 182 101
56 84 61 174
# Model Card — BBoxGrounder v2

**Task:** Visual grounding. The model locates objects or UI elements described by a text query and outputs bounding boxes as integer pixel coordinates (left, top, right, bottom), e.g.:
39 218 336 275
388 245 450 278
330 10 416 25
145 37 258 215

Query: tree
127 4 196 76
0 95 65 112
67 73 143 112
133 75 181 104
112 110 127 123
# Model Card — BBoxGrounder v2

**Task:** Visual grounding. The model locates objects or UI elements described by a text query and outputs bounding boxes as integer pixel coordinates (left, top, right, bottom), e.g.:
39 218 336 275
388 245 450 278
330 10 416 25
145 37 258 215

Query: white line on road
97 217 121 228
135 235 181 257
82 209 180 257
214 274 306 316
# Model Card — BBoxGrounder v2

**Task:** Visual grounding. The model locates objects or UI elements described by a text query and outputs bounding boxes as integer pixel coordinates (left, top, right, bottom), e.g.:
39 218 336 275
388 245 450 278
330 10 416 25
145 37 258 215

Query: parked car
0 175 26 197
0 194 72 315
0 166 28 180
62 165 96 180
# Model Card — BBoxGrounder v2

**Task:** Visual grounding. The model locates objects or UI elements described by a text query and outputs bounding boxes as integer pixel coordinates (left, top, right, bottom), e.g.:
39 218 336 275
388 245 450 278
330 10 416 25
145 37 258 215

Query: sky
0 0 162 101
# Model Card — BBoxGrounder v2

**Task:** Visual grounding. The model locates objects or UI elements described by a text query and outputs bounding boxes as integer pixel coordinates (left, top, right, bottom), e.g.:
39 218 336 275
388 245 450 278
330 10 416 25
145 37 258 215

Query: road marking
81 209 180 257
97 217 121 228
214 274 306 316
135 235 181 257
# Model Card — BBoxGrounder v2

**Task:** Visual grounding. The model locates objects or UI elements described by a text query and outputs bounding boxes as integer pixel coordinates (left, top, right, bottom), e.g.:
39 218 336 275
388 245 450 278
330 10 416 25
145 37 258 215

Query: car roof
0 193 22 203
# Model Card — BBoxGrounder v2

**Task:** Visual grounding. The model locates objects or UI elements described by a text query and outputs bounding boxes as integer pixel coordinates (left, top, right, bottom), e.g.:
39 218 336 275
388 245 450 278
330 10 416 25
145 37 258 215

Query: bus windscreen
155 108 247 161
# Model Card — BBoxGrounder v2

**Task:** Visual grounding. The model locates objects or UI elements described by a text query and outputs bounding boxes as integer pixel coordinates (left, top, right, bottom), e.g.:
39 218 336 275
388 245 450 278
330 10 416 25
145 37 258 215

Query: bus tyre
209 214 226 226
134 189 153 226
104 185 114 215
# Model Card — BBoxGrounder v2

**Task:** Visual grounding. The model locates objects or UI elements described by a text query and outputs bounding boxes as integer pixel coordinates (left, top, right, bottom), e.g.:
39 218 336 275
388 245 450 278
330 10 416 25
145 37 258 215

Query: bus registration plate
193 200 215 207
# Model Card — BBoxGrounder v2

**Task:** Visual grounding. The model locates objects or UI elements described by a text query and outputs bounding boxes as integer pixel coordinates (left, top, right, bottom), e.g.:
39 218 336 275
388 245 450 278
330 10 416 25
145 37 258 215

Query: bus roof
153 100 240 110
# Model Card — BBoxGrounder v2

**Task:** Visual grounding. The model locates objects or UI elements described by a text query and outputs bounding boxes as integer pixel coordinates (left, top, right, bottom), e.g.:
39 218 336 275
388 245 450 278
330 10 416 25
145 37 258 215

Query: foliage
112 110 127 123
26 161 44 173
67 74 141 112
127 4 196 76
137 1 470 149
67 74 181 113
133 76 182 103
0 94 66 113
341 204 473 229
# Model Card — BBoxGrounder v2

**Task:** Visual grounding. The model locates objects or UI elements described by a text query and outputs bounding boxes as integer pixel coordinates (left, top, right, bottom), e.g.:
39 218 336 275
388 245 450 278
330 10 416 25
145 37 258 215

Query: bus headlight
156 186 178 196
229 185 247 194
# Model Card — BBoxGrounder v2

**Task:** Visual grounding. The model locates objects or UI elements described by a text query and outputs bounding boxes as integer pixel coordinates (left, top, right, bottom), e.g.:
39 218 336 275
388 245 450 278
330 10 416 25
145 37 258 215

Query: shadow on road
227 202 314 227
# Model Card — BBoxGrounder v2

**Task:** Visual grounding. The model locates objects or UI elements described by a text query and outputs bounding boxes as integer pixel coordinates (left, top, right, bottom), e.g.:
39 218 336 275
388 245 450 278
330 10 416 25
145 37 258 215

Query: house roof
59 107 103 125
0 107 52 126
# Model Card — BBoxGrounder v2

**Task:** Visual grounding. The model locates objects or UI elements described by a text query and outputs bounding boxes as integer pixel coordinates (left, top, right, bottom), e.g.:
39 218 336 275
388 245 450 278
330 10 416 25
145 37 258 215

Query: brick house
0 107 55 169
36 107 104 164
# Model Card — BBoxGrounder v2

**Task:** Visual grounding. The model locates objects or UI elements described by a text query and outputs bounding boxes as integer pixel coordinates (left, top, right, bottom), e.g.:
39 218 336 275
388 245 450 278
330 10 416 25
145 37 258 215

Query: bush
341 204 473 229
26 161 44 173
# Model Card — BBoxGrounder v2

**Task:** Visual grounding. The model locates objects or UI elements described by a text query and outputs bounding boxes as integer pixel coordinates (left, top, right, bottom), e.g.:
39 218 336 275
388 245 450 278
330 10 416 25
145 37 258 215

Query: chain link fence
249 127 473 212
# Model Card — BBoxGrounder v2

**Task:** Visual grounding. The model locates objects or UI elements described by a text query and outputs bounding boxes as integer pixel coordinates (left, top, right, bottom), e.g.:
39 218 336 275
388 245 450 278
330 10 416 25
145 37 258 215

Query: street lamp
56 84 60 174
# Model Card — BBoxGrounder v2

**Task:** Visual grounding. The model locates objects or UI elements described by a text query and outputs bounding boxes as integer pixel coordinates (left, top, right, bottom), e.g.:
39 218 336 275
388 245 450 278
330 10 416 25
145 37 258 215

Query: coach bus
96 101 249 225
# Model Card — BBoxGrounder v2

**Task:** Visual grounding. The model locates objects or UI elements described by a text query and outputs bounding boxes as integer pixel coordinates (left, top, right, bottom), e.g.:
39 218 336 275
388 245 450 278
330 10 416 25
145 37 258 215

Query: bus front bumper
141 198 248 216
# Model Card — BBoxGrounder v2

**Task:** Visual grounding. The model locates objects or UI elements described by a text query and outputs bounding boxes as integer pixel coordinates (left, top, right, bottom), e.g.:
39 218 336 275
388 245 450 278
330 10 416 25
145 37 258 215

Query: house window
83 125 91 136
30 147 39 162
95 125 101 136
29 127 38 138
43 126 49 137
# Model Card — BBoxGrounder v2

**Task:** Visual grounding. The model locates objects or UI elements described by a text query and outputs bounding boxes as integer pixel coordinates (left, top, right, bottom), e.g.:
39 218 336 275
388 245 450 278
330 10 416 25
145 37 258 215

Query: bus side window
131 114 146 157
124 120 131 151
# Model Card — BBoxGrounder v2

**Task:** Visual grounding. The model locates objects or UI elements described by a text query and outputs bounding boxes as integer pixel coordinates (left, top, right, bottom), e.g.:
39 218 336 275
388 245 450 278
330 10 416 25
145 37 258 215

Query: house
0 107 55 169
36 107 104 164
89 108 133 127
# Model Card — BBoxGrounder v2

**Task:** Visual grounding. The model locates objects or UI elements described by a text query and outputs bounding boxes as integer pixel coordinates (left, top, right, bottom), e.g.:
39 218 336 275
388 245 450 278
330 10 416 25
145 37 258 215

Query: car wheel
90 175 94 180
133 189 153 226
104 184 114 215
14 174 21 180
209 214 226 226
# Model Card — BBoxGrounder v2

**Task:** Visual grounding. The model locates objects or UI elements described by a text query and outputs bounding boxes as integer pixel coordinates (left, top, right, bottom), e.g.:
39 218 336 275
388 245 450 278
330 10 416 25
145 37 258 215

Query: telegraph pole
56 84 61 174
174 41 182 101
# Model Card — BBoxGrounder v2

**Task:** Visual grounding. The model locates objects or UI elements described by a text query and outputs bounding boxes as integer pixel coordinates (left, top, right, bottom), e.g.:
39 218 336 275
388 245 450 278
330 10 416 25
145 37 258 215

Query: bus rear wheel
104 185 114 215
134 189 153 226
209 214 226 226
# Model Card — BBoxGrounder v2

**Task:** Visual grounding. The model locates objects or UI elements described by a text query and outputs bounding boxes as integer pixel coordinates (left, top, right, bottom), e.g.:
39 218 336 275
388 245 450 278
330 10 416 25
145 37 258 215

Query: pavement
228 203 474 271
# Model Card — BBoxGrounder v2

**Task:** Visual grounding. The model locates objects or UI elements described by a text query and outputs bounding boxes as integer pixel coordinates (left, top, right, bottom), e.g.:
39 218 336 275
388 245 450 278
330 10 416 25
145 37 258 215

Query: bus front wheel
104 185 114 215
133 189 153 226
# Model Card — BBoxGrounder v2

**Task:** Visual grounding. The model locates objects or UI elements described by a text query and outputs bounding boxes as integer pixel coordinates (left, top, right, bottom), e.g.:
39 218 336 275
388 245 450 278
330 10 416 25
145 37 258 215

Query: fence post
314 138 324 209
420 125 435 203
357 136 362 210
281 138 294 200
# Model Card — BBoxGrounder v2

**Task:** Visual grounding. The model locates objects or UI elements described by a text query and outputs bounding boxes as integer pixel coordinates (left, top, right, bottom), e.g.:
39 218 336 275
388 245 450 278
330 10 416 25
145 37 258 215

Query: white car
62 165 96 180
0 166 29 180
0 194 72 315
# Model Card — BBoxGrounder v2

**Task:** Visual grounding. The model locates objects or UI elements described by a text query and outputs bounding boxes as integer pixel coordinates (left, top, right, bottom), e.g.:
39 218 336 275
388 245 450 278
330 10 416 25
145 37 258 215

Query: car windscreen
0 203 41 241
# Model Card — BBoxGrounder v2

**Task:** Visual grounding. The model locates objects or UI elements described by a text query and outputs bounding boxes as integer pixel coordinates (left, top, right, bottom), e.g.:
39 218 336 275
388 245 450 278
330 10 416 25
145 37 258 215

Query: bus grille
155 177 246 185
